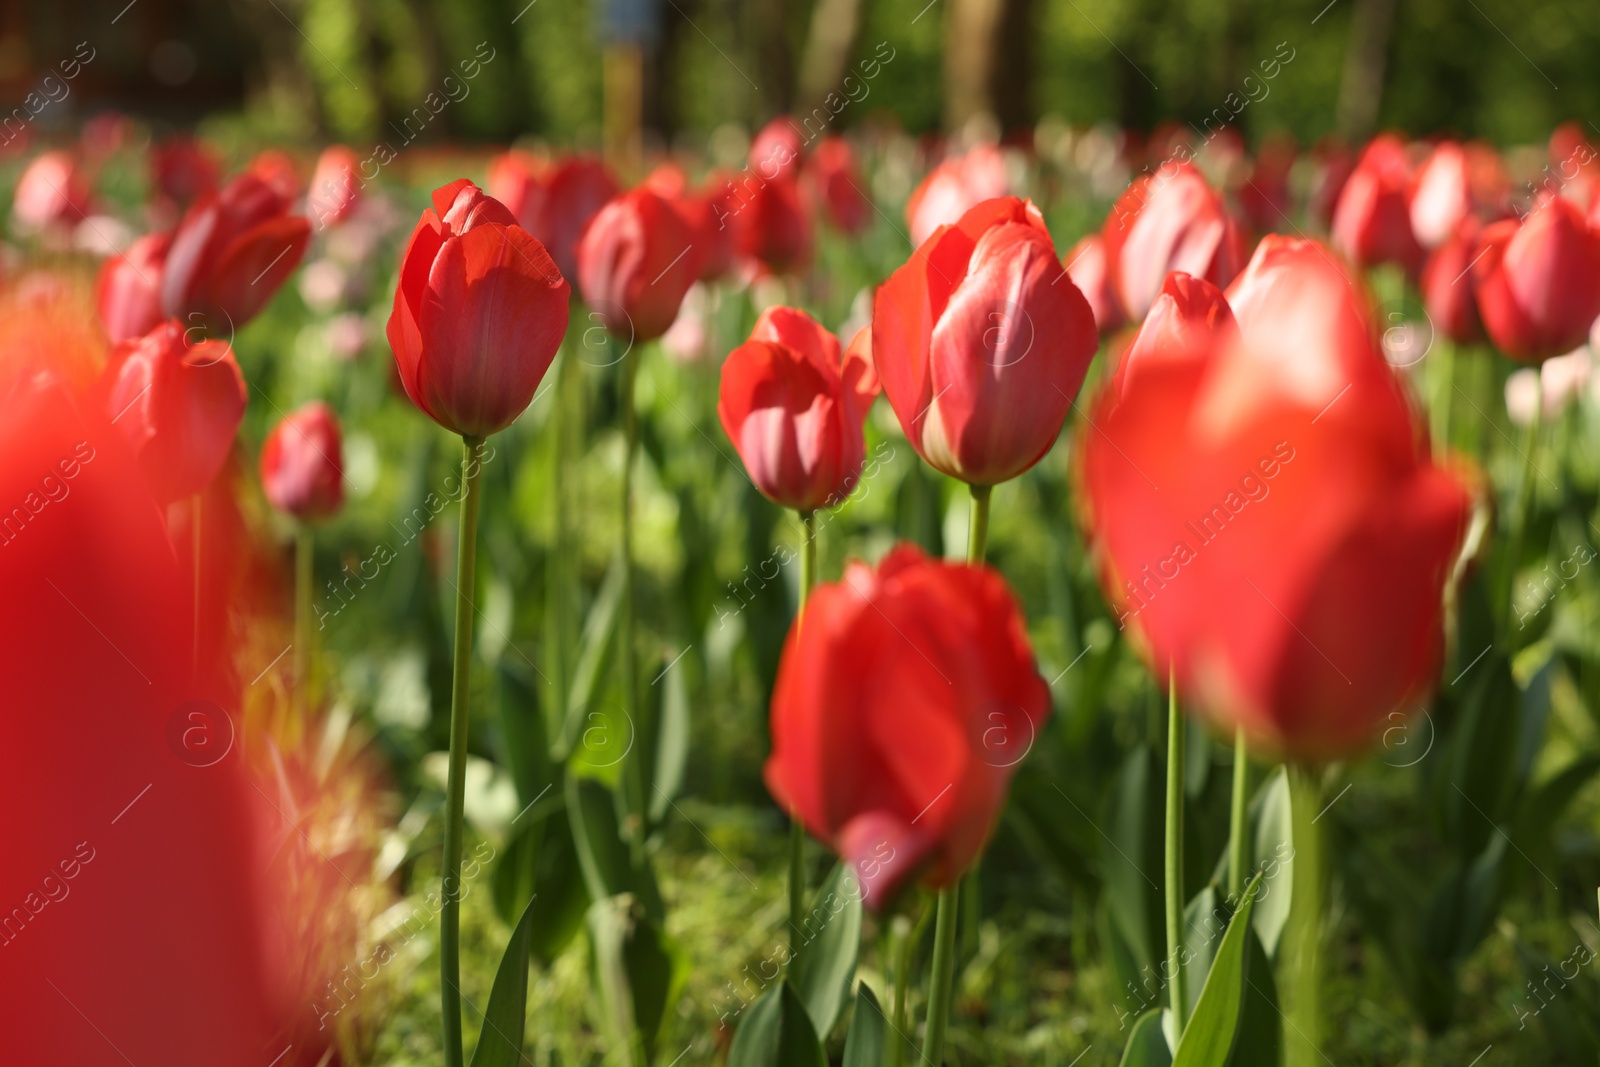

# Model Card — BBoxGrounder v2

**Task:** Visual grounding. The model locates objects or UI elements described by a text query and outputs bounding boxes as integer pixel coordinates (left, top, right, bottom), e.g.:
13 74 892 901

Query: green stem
1228 727 1249 900
1165 667 1188 1036
921 884 960 1064
886 913 913 1067
967 482 992 564
440 434 485 1067
789 510 816 955
1500 370 1543 637
1286 766 1324 1067
619 343 645 845
1433 337 1455 454
294 524 313 720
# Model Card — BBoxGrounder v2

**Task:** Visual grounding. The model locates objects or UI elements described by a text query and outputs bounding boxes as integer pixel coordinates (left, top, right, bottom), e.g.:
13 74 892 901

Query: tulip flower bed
5 118 1600 1067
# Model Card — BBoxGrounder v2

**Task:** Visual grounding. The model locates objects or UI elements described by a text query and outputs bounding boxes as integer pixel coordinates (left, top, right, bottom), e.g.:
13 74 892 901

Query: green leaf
560 552 624 760
497 659 552 805
587 895 683 1064
841 983 887 1067
467 891 537 1067
564 774 664 922
789 863 865 1039
727 980 827 1067
1514 755 1600 849
647 649 690 827
1118 1008 1173 1067
1181 886 1221 1021
493 809 590 963
1172 871 1264 1067
1105 746 1164 972
1249 769 1293 960
1441 651 1520 858
1224 927 1280 1067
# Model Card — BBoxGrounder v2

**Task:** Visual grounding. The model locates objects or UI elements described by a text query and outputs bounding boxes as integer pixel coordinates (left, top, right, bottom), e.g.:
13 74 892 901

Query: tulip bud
1472 197 1600 363
764 543 1050 907
246 149 302 203
718 306 879 513
1331 133 1424 274
12 151 91 231
162 172 312 331
260 401 344 521
577 188 701 342
1409 141 1474 251
104 320 247 503
1114 272 1237 400
96 231 171 343
807 137 870 235
150 136 221 211
732 174 813 277
386 179 570 438
874 196 1098 486
1063 233 1124 336
308 145 362 229
749 117 805 184
496 155 619 283
905 144 1009 247
1419 220 1483 344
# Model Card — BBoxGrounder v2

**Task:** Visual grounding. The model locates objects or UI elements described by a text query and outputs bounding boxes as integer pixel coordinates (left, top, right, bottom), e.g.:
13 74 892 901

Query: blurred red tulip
1331 133 1424 274
750 116 805 184
1409 141 1473 250
246 149 302 203
731 173 813 276
645 163 735 282
493 154 619 282
12 150 91 230
307 145 362 229
905 144 1009 247
1472 197 1600 362
807 136 870 234
1307 135 1355 229
1079 235 1474 759
578 187 701 341
260 401 344 521
485 150 548 224
161 173 311 331
1101 160 1248 322
104 320 246 503
151 136 221 209
1114 272 1237 399
764 542 1050 907
387 179 570 437
1063 233 1125 336
1235 132 1297 234
1549 122 1600 209
874 197 1097 485
95 231 171 343
1420 220 1483 343
718 306 878 512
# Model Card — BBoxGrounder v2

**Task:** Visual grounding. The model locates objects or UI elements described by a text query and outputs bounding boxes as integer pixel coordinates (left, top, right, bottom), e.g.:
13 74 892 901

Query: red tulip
1063 233 1125 336
1079 235 1474 759
1307 136 1355 229
151 136 221 209
1409 141 1474 250
1420 220 1483 344
1114 272 1237 399
576 187 701 342
1331 134 1424 274
807 136 870 234
260 401 344 520
718 306 878 512
246 149 302 203
96 231 171 343
875 197 1097 485
645 163 735 283
387 179 570 437
307 145 362 229
162 173 312 330
486 150 547 224
104 320 247 503
1235 132 1297 233
732 174 813 276
905 144 1009 247
1101 160 1248 322
750 116 805 184
764 542 1050 907
494 154 619 282
12 150 91 230
1471 197 1600 362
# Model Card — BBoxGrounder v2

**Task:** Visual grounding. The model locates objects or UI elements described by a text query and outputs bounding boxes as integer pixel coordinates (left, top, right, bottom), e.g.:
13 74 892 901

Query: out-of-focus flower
1308 135 1355 229
661 281 710 364
387 179 569 437
80 111 137 162
246 149 302 203
1549 122 1600 209
749 117 805 184
1331 133 1424 274
1063 233 1124 336
491 154 619 282
1505 348 1593 427
765 543 1049 908
308 145 362 229
807 136 870 234
731 172 813 277
104 320 247 503
1472 196 1600 362
1410 141 1473 250
1078 235 1474 759
151 135 221 209
578 187 702 341
1114 271 1237 399
485 151 546 228
1235 131 1297 234
874 197 1097 485
1101 159 1248 322
644 163 734 283
162 173 312 330
326 311 366 360
1419 220 1483 343
297 259 347 315
260 401 344 521
718 305 877 512
12 150 91 231
96 231 171 343
905 143 1009 247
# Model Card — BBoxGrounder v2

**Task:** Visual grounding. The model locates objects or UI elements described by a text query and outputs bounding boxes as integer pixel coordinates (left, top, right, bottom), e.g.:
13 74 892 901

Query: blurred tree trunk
992 0 1034 134
642 0 685 150
1336 0 1397 139
795 0 863 119
753 0 795 117
944 0 1004 132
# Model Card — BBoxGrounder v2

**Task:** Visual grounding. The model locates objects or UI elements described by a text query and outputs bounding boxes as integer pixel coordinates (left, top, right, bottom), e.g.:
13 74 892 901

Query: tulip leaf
1223 927 1280 1067
560 551 624 760
587 894 683 1064
1441 651 1519 858
497 659 552 808
1106 746 1164 972
1171 871 1263 1067
789 862 865 1039
565 775 664 922
841 983 887 1067
1250 769 1293 960
727 980 826 1067
645 645 690 828
1181 886 1221 1021
1118 1008 1173 1067
467 890 536 1067
493 807 590 964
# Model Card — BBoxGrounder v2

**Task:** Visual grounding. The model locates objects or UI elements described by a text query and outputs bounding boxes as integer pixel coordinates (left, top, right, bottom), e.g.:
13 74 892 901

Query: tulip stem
619 343 641 839
1228 726 1249 900
1165 667 1188 1037
886 913 913 1067
1285 765 1324 1067
789 510 816 956
1500 371 1542 638
922 884 960 1064
294 524 313 723
967 482 992 564
440 434 485 1067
